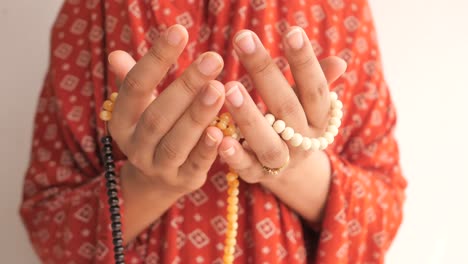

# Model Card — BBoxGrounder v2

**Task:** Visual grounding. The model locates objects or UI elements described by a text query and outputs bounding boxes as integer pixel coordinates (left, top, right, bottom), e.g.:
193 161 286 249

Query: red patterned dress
20 0 407 263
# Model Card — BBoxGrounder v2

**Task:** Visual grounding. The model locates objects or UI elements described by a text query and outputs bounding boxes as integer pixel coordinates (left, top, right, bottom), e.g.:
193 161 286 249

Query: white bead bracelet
265 91 343 151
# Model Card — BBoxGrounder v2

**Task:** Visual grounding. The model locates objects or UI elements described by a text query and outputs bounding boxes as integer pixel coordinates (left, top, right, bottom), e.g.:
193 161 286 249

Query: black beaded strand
101 135 125 264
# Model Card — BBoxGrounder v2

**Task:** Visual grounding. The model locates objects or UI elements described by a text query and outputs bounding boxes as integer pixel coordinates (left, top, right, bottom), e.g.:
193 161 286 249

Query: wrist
118 161 184 244
259 150 332 223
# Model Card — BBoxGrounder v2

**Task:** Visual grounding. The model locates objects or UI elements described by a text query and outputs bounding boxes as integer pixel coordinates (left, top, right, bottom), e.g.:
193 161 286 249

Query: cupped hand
108 25 226 195
219 27 347 183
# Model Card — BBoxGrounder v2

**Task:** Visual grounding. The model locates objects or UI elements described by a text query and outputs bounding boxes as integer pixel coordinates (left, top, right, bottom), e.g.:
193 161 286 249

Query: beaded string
265 91 343 151
211 113 240 264
99 92 343 264
100 92 125 264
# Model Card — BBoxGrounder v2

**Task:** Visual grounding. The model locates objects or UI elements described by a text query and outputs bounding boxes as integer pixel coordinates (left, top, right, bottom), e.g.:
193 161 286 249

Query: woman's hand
218 27 347 222
108 25 226 196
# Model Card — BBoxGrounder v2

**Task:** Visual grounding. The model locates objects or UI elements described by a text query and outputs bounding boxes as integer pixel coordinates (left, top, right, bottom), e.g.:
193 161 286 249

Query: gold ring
262 155 290 176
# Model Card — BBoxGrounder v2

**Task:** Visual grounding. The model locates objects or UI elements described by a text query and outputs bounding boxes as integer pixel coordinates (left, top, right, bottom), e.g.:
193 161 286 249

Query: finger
153 81 225 167
108 50 137 83
218 137 265 184
224 81 289 168
319 56 347 85
282 26 331 129
178 127 224 189
111 24 189 135
132 52 224 160
233 30 308 131
291 57 346 99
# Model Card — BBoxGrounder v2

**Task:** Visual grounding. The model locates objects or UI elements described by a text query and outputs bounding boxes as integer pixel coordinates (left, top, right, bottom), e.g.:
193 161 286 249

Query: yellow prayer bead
220 112 232 122
224 246 235 255
223 254 234 263
223 126 236 136
227 196 238 205
103 100 114 111
228 188 239 196
217 121 228 130
110 92 119 102
227 213 238 222
225 237 237 247
226 229 237 239
229 180 239 188
226 225 235 233
227 222 238 230
99 111 112 121
226 172 238 182
231 133 239 140
227 205 238 214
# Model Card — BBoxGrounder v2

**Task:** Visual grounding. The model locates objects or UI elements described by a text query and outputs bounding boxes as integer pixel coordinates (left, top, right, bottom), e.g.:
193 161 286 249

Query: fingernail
286 28 304 50
108 52 116 68
202 84 221 106
223 146 235 156
198 53 223 76
235 32 256 54
226 85 244 108
205 132 217 147
167 25 184 46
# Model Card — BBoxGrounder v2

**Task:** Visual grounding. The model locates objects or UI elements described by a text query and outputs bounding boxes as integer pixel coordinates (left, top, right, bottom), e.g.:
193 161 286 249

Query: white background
1 0 467 263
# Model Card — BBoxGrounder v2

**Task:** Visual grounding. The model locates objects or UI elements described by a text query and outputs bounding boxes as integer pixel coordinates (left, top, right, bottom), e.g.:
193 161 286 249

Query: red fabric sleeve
19 1 129 262
19 74 126 262
314 1 407 263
